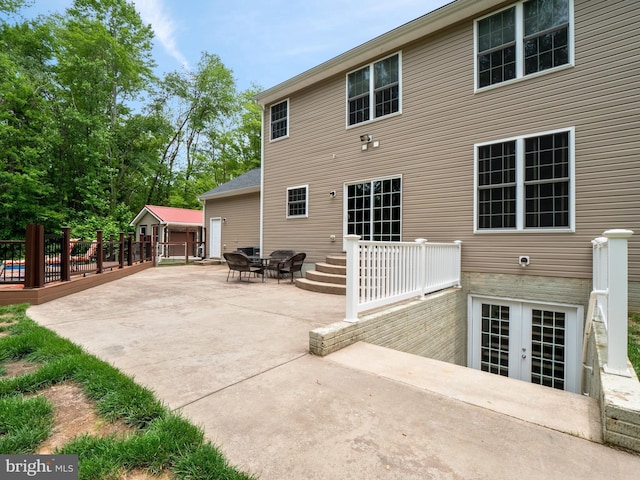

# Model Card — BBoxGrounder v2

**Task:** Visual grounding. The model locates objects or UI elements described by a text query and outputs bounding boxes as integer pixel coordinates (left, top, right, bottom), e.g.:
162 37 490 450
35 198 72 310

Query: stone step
306 270 346 285
326 255 346 267
316 262 346 275
295 278 346 295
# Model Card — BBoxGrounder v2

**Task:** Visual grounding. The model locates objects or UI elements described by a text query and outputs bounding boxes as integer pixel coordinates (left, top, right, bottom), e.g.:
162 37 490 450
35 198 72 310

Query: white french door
469 297 583 393
209 218 222 258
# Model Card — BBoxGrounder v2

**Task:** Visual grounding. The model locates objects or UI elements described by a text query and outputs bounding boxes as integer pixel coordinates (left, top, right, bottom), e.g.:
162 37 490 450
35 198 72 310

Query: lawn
629 313 640 378
0 304 255 480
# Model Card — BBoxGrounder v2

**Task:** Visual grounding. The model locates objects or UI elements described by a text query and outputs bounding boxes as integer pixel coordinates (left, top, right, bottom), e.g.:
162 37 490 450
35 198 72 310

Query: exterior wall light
360 134 372 143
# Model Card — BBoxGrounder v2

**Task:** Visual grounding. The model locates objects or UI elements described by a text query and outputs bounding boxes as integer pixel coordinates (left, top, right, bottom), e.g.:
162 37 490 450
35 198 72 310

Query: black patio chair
268 252 306 283
223 252 264 282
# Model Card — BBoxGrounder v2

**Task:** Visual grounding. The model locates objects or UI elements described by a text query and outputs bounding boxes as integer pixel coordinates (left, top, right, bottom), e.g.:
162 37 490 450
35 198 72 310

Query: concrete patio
27 265 640 479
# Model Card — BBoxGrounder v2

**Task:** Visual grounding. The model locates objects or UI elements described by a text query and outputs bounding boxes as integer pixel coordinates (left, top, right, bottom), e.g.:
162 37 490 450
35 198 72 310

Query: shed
130 205 204 258
197 168 261 259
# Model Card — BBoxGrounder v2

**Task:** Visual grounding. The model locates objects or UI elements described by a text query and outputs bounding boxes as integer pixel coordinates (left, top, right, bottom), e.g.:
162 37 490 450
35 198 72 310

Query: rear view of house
255 0 640 394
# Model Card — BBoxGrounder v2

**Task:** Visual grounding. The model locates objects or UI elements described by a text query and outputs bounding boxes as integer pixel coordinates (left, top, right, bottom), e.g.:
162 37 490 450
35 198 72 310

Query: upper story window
347 53 401 127
270 99 288 141
475 0 572 90
475 128 574 232
287 185 308 218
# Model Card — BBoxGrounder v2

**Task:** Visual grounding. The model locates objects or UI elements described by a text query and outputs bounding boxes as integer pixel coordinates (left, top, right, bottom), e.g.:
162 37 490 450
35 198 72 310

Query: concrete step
306 270 346 285
326 255 346 267
295 278 346 295
327 342 603 443
316 262 346 275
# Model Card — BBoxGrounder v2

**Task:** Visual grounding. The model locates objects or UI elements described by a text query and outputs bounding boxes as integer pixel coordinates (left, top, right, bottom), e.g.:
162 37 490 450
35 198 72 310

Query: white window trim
473 0 575 93
269 98 289 142
345 51 402 129
473 127 575 234
286 184 308 219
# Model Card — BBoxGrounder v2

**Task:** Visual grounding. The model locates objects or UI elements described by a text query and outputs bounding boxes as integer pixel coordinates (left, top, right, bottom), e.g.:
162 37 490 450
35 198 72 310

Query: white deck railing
344 235 462 322
587 229 634 377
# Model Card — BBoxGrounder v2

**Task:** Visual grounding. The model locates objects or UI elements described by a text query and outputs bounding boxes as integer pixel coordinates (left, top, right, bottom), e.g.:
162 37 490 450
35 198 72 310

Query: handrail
581 289 608 395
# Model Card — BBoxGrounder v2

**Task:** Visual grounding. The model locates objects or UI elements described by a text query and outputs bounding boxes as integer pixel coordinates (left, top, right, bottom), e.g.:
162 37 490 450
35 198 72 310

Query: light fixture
222 218 227 223
329 190 336 198
360 134 372 143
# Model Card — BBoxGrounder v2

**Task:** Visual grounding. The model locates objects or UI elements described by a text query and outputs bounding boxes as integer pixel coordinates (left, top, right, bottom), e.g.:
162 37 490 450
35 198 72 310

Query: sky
21 0 453 92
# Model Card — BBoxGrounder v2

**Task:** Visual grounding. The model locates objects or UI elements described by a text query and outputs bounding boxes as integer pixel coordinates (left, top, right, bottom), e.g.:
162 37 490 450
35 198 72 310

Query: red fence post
119 232 124 269
24 224 45 289
127 233 133 266
61 227 71 282
185 226 190 265
96 230 103 274
152 225 158 267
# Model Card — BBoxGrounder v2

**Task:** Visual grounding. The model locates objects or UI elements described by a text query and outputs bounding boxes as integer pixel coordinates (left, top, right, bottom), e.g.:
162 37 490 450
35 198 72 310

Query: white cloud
132 0 189 69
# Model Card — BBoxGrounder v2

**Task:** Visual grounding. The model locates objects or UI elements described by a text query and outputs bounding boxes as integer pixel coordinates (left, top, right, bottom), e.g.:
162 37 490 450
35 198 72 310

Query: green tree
0 19 62 238
152 52 237 207
52 0 156 224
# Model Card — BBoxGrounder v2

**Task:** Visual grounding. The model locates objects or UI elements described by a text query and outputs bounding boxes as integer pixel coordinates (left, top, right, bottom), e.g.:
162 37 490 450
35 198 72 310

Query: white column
344 235 361 323
603 229 634 376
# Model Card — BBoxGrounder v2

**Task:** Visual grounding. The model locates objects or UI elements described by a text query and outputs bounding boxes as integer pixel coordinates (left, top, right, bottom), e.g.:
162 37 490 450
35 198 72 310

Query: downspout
259 103 265 257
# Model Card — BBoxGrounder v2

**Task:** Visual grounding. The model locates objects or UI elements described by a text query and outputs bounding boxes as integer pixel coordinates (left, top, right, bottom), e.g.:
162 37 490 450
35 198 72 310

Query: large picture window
476 0 572 89
270 99 288 141
347 53 400 126
475 129 573 231
347 177 401 241
287 185 307 218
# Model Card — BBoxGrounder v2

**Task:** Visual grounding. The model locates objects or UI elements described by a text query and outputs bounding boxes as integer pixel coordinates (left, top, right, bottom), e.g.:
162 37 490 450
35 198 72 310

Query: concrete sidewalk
27 265 640 479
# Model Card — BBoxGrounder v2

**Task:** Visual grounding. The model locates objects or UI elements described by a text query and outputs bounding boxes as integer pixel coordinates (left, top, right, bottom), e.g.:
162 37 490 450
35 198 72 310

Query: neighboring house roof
255 0 500 105
130 205 203 227
197 168 261 201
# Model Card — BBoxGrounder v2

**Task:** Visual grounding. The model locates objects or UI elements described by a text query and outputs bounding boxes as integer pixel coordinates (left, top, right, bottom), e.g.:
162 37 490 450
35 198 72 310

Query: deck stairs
296 255 346 295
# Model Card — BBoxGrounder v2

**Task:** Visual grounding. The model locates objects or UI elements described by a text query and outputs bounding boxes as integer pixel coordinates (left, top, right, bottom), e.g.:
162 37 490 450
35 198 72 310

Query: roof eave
198 185 260 201
254 0 496 105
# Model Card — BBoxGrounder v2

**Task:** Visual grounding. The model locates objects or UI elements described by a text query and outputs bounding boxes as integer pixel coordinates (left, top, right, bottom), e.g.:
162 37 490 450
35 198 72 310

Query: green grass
0 304 256 480
629 313 640 378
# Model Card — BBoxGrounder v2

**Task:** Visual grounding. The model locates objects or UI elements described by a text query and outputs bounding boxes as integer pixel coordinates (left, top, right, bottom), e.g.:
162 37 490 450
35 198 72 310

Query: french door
469 297 582 393
345 177 402 243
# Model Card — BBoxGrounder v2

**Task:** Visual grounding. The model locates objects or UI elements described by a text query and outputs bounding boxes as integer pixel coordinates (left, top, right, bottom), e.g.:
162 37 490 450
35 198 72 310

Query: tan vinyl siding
204 192 260 256
262 0 640 280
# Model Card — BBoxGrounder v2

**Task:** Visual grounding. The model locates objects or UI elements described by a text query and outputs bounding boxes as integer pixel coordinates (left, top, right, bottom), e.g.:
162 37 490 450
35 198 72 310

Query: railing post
152 225 158 267
185 226 190 265
415 238 427 298
118 232 125 269
24 224 45 288
344 234 361 323
454 240 463 287
127 233 133 266
603 229 633 376
61 227 71 282
96 230 103 274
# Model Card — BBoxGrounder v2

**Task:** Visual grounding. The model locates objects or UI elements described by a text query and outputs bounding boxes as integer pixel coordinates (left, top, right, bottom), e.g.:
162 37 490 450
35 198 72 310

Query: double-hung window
347 53 400 126
476 0 572 89
287 185 308 218
270 99 288 141
475 129 574 232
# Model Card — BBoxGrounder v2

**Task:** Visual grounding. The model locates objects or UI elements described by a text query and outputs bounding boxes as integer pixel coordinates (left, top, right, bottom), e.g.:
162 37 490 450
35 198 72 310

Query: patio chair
223 252 264 282
268 252 306 283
